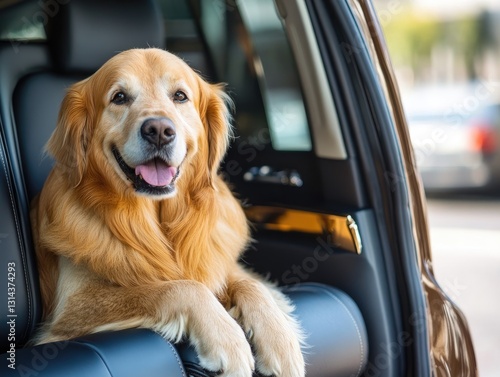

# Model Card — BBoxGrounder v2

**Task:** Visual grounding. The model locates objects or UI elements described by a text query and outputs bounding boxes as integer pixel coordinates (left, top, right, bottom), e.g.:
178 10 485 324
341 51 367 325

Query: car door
185 0 478 376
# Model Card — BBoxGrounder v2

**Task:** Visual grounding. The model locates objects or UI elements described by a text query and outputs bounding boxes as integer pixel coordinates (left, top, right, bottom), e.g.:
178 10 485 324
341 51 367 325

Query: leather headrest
45 0 164 73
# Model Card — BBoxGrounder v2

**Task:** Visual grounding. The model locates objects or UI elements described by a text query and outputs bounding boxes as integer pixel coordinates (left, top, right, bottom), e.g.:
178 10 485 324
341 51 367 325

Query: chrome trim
347 215 363 253
245 206 362 254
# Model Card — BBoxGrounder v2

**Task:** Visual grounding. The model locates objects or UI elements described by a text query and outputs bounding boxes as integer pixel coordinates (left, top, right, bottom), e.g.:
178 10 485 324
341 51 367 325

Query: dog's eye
173 90 188 103
111 92 129 105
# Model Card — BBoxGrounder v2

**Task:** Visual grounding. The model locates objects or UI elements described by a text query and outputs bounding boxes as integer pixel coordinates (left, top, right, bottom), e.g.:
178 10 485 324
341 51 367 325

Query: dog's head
47 48 231 199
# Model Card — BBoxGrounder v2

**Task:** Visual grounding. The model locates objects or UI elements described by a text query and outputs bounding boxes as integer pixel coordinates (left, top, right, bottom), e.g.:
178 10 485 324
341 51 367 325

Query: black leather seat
0 1 368 376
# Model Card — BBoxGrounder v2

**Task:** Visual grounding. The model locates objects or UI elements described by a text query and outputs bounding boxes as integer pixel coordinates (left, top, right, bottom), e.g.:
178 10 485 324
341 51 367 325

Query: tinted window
238 0 311 151
197 0 313 153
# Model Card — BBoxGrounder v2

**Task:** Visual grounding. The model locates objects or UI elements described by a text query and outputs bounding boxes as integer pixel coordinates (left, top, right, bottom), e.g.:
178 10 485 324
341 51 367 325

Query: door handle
243 166 303 187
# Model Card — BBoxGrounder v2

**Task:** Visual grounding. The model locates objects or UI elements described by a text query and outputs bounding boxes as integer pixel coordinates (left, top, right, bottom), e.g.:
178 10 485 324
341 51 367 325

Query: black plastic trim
306 1 431 375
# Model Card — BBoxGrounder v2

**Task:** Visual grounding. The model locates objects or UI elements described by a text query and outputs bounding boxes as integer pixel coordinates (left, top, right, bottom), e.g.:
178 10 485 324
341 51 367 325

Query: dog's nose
140 118 176 147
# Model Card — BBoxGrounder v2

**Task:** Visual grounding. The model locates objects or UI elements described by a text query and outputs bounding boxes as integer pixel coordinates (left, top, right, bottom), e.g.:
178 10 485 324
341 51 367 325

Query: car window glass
237 0 312 151
197 0 313 153
0 9 45 41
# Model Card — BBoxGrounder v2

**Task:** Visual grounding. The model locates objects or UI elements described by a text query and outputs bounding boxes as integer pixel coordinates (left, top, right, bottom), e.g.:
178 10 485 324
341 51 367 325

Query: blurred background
374 1 500 376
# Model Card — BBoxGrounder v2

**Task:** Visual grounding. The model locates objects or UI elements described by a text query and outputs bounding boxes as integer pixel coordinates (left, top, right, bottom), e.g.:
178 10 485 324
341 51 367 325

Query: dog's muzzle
112 118 185 196
112 146 181 196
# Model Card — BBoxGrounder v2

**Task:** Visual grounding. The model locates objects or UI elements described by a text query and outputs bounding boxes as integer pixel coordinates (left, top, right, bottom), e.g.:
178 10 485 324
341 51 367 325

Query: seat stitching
0 140 33 337
167 341 187 377
291 284 366 377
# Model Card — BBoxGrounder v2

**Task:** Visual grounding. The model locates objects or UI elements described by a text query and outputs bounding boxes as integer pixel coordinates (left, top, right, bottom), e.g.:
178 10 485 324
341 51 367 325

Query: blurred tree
382 9 440 79
380 7 498 83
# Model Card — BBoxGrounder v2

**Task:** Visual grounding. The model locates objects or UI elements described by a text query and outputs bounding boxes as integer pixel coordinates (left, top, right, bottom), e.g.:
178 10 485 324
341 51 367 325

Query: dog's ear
46 80 93 186
198 80 233 187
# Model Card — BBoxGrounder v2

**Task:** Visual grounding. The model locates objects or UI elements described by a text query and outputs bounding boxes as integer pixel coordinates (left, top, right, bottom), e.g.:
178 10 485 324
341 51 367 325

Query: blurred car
406 84 500 193
0 0 478 376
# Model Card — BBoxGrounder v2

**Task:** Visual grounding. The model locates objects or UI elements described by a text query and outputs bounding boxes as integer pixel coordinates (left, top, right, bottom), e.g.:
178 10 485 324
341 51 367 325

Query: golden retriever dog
30 48 304 377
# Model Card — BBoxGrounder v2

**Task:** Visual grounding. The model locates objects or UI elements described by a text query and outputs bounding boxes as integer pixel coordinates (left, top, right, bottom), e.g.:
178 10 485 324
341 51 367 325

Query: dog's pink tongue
135 159 177 187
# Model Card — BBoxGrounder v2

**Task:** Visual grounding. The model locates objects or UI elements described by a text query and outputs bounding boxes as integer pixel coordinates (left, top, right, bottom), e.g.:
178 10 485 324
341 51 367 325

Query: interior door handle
243 166 303 187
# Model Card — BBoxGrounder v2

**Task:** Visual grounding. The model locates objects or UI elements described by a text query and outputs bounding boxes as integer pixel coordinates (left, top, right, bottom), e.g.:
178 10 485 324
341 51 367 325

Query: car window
0 4 46 41
237 0 312 151
0 22 44 41
194 0 313 153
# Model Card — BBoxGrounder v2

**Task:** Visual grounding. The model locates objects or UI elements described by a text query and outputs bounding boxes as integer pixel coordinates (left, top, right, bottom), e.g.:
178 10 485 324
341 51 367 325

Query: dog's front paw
231 294 305 377
252 320 305 377
195 310 255 377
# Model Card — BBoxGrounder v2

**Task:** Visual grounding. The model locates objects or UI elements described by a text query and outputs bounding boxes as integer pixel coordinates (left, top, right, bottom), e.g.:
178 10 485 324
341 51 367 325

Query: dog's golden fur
30 48 304 376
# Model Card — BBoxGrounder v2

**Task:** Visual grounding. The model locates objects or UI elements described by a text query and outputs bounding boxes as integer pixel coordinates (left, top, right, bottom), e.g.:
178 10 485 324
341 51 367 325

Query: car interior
0 0 424 376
